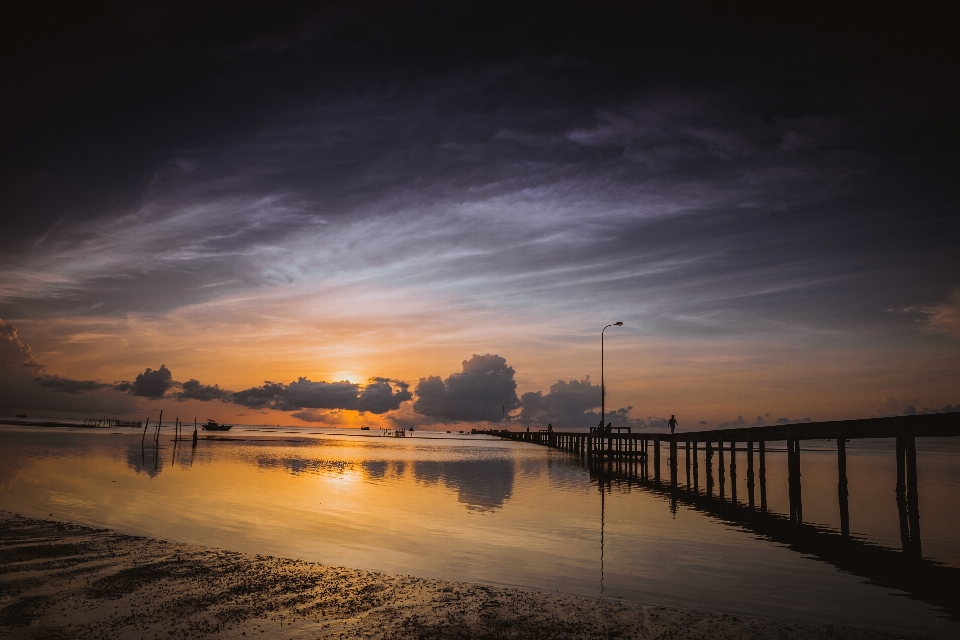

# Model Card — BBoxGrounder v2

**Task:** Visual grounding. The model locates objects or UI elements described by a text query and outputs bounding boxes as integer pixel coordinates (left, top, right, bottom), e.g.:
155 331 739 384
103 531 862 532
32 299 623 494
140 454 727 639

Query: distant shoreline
0 512 911 639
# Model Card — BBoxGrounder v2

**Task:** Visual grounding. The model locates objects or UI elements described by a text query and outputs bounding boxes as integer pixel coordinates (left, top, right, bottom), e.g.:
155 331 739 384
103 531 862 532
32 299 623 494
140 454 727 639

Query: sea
1 421 958 638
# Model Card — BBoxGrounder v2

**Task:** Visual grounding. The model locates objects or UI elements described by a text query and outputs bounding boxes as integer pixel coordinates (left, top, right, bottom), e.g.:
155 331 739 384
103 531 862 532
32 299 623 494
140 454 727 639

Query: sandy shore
0 512 909 639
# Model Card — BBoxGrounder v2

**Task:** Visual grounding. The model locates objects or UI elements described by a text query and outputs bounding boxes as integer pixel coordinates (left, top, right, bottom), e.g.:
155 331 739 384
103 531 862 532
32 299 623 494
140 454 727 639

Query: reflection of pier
482 412 960 621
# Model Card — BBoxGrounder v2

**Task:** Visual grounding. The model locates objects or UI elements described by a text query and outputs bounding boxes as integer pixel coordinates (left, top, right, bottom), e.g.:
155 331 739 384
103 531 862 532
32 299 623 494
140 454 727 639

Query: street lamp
601 322 623 432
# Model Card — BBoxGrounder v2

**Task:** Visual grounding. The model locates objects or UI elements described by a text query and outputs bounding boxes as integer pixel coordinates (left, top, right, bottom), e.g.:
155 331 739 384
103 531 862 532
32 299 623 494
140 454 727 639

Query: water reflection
589 456 960 622
413 459 515 511
125 442 163 477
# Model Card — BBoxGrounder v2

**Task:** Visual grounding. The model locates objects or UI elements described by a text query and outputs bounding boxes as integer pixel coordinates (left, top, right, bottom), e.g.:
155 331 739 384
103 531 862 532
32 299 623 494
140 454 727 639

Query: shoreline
0 512 911 639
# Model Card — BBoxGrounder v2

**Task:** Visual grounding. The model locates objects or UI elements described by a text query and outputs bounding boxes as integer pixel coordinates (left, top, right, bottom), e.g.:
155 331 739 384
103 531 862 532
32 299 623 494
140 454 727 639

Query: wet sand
0 512 909 639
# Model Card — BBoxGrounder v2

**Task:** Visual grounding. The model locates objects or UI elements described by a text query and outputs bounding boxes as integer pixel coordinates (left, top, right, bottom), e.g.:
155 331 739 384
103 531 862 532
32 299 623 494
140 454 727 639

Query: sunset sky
2 1 958 430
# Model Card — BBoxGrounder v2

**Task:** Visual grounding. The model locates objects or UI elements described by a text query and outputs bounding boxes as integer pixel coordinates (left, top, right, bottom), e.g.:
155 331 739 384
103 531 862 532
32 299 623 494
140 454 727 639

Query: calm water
1 424 959 638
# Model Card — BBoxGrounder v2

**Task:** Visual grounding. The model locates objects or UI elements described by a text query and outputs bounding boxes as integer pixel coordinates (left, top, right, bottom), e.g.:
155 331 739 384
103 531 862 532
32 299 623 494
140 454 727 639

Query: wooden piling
654 436 661 484
759 439 767 514
670 437 678 488
692 440 699 493
837 437 849 536
905 435 921 558
747 440 755 509
685 438 691 490
718 440 725 502
729 441 737 504
705 440 713 497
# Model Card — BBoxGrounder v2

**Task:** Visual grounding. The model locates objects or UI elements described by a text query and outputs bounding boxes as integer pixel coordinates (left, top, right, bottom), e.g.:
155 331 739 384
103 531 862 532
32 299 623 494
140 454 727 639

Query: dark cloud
0 318 136 413
176 379 231 402
232 377 410 414
413 354 518 422
875 396 959 418
114 365 175 398
518 377 600 429
517 376 662 431
34 374 109 394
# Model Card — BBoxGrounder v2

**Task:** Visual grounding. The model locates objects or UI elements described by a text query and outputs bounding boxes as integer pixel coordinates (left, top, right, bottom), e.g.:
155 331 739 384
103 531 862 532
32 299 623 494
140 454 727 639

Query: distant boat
360 426 370 430
202 419 232 431
15 414 26 418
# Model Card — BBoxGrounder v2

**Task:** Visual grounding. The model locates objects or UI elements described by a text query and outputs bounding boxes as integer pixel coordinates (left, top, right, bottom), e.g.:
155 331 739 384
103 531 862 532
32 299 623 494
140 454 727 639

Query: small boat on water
360 425 370 430
202 419 232 432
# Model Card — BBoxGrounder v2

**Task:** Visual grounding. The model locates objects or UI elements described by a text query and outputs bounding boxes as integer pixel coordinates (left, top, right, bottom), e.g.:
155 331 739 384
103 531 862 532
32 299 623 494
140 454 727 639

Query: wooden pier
480 412 960 620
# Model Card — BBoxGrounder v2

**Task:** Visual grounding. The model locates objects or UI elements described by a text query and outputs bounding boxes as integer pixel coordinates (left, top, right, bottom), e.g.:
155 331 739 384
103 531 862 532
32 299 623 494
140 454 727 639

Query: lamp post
601 322 623 432
502 401 511 421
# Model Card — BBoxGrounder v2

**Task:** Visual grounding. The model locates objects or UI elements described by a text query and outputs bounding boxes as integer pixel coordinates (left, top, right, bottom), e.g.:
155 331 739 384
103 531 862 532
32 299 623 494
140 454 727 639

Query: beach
0 512 909 640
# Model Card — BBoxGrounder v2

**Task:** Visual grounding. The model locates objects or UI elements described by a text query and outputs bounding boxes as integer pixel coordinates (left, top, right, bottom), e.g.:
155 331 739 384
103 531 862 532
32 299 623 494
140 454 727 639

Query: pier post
705 440 713 497
759 439 767 514
693 441 699 493
747 440 755 509
670 436 678 488
837 437 849 537
718 440 725 502
685 438 691 490
729 441 737 504
896 435 910 553
654 436 661 484
787 438 802 524
643 438 649 481
905 435 922 558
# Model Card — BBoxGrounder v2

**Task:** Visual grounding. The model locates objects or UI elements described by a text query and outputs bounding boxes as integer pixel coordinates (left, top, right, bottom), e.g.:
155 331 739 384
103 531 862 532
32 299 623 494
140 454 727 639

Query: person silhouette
668 415 679 434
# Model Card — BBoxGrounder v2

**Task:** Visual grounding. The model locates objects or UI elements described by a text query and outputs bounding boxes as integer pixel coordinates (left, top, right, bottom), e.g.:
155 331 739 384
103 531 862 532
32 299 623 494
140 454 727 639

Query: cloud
34 374 109 394
518 377 600 428
516 375 663 431
0 318 136 413
875 396 959 417
176 379 231 402
232 377 411 414
720 413 811 428
413 354 518 422
905 289 960 340
113 365 175 398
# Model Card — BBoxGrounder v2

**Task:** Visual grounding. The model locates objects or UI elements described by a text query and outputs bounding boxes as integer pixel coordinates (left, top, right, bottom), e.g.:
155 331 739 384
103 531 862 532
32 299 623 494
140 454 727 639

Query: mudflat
0 512 907 639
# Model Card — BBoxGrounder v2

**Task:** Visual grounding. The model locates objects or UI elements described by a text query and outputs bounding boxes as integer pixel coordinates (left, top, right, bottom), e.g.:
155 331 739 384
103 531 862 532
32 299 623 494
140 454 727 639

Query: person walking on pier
668 415 679 434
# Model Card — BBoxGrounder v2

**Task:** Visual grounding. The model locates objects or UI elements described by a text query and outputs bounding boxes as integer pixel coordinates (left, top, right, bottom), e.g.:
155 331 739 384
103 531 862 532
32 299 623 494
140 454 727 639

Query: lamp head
615 321 623 326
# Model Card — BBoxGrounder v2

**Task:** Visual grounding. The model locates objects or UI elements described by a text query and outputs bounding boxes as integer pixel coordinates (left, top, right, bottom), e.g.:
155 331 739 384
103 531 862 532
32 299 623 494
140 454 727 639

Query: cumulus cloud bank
113 365 175 398
232 377 411 414
413 354 519 422
176 379 231 402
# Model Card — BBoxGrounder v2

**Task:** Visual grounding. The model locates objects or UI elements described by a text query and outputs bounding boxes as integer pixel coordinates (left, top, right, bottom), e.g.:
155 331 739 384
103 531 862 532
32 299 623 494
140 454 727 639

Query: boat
202 419 232 431
360 425 370 430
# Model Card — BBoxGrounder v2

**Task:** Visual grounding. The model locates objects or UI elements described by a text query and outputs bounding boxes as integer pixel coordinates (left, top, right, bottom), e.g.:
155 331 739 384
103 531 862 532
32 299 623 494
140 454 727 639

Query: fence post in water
747 440 755 509
895 436 911 553
718 440 725 502
759 439 767 514
693 440 699 493
654 436 661 484
670 436 678 488
729 441 737 504
141 418 150 445
837 437 849 536
905 435 922 559
705 440 713 497
787 438 802 524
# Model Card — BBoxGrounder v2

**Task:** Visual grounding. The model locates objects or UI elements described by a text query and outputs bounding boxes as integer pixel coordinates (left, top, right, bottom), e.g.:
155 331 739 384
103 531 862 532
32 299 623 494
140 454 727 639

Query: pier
481 412 960 620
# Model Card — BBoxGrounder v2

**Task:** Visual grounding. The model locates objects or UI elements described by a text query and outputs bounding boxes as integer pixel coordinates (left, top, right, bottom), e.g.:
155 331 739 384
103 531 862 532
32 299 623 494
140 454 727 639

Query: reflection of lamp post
601 322 623 431
502 401 512 421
